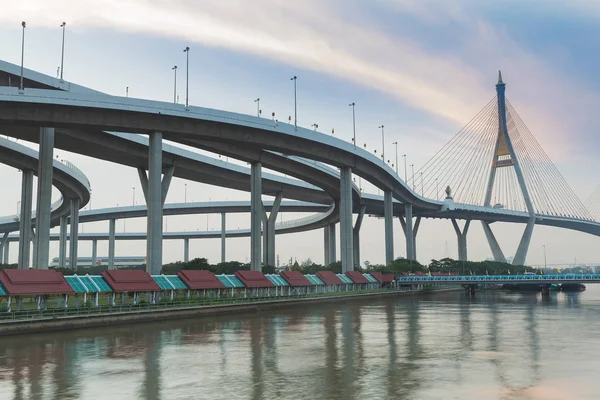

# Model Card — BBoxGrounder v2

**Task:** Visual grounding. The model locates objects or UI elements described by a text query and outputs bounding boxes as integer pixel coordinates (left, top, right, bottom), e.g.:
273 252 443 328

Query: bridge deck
397 274 600 285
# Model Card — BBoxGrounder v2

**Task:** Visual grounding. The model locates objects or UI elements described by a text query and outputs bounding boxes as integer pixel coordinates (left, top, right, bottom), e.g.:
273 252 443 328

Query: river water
1 287 599 400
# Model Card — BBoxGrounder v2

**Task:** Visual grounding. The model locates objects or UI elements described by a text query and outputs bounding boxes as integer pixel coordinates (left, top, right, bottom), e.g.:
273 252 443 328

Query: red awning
0 269 74 295
280 271 312 287
178 270 224 289
315 271 343 285
235 270 274 288
345 271 370 284
101 270 160 292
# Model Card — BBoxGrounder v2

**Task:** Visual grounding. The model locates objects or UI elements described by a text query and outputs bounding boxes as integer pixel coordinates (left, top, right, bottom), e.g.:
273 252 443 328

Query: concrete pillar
221 213 226 263
482 221 506 263
324 225 330 266
2 239 9 264
412 216 421 261
69 198 80 270
451 218 470 262
147 132 163 275
353 205 366 269
384 190 394 265
404 203 415 260
263 193 282 268
513 216 535 266
184 238 189 262
328 223 336 265
250 162 262 270
18 170 33 269
339 167 354 272
0 233 9 265
108 219 116 269
58 215 67 268
400 212 420 261
34 127 54 269
91 239 97 268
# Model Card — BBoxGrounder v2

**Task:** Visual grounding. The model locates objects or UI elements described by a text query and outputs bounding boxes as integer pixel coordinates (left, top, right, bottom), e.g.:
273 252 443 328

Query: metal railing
397 274 600 284
275 204 335 230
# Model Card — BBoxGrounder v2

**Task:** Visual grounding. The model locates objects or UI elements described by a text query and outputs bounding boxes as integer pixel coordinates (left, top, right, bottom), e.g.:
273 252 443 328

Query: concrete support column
18 170 33 269
404 203 415 260
250 162 262 271
384 191 394 265
184 238 190 263
58 215 67 268
91 239 97 268
0 233 9 265
482 222 506 263
69 198 80 270
353 205 366 269
221 213 226 263
34 127 54 269
262 193 282 268
412 216 421 261
108 219 116 270
339 167 354 272
147 132 163 275
328 223 336 265
324 225 331 265
451 218 471 261
513 216 535 266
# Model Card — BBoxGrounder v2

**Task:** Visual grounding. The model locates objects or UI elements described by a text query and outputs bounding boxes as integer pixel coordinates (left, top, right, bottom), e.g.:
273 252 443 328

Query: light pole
290 76 297 130
172 65 177 103
402 154 407 182
410 164 415 189
379 125 385 164
420 172 424 195
543 245 547 269
349 102 356 147
59 22 66 81
392 142 398 175
435 178 439 200
183 46 190 109
311 123 318 131
132 187 135 206
20 21 26 91
184 183 187 203
254 98 260 117
16 201 20 215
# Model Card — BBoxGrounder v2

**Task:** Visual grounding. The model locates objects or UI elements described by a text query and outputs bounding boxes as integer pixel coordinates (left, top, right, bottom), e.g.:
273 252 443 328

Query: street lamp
311 123 318 131
420 172 424 195
183 46 190 109
435 178 439 200
132 187 135 206
290 76 297 130
59 22 66 81
402 154 407 182
410 164 415 189
254 98 261 117
17 201 20 215
379 125 385 164
172 65 177 104
185 183 187 203
20 21 26 91
543 245 547 269
392 142 398 175
349 102 356 147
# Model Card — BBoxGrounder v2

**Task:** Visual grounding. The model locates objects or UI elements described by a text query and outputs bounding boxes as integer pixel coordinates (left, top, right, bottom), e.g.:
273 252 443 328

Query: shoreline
0 288 458 337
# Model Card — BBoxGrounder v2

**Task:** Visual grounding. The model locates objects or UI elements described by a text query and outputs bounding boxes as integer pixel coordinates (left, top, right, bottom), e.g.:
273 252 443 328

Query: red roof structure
280 271 312 287
0 269 74 295
178 270 224 289
381 274 395 283
316 271 343 285
345 271 370 284
369 272 384 284
234 270 274 288
101 270 160 292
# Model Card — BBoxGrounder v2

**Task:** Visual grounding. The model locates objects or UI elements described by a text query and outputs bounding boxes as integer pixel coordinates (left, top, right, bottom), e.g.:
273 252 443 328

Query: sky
1 0 599 267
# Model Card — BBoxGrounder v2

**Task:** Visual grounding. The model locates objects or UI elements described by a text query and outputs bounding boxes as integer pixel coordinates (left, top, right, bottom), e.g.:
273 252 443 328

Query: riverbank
0 287 458 337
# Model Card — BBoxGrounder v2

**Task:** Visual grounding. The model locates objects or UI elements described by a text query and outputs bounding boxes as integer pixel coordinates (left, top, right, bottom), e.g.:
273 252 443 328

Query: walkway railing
397 274 600 284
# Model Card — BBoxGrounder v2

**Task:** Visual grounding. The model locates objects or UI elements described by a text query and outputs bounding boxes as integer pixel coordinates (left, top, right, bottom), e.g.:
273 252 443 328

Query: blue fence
396 274 600 284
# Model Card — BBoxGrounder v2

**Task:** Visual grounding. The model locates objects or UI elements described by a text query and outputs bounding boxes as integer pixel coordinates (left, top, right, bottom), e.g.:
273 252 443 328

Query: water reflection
0 287 599 399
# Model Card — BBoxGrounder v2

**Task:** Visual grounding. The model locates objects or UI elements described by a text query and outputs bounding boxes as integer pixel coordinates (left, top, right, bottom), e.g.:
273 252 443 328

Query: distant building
50 256 146 269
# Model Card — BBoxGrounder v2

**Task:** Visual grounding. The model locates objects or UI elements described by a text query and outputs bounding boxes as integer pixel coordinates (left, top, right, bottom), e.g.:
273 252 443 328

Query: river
1 287 599 400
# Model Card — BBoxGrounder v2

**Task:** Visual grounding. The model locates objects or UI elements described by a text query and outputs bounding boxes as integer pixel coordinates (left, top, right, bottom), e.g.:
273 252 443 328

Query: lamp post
543 245 547 269
17 201 20 215
20 21 26 91
132 187 135 206
311 123 318 131
59 22 66 81
420 172 424 195
185 183 187 203
254 98 260 117
290 76 297 130
392 142 398 175
349 102 356 147
410 164 415 189
379 125 385 164
435 178 439 200
402 154 407 182
183 46 190 108
172 65 177 103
